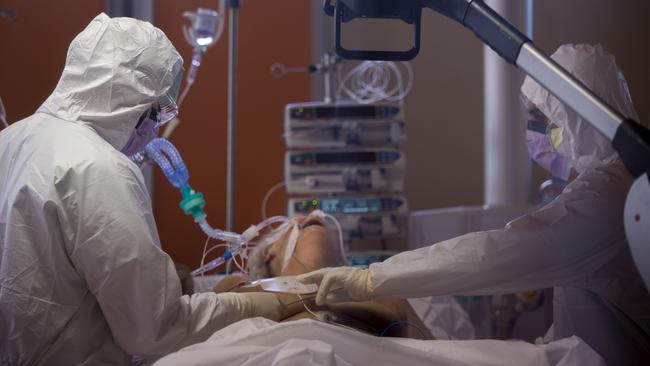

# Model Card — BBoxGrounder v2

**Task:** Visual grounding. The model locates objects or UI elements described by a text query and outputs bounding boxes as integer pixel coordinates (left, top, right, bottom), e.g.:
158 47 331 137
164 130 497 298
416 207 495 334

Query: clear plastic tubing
191 215 290 276
256 216 290 231
142 138 292 275
191 252 233 276
198 219 245 243
144 138 243 243
196 215 290 245
322 212 350 265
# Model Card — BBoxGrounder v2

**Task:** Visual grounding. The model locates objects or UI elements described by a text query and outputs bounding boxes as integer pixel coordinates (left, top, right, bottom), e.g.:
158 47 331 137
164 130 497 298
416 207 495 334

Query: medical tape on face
263 221 292 245
281 221 301 272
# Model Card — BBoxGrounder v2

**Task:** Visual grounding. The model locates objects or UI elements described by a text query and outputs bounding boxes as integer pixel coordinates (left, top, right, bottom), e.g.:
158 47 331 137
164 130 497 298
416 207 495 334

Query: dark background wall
0 0 105 123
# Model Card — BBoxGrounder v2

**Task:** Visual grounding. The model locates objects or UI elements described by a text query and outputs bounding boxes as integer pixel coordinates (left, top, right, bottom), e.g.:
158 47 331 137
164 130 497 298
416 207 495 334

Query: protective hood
521 44 640 173
38 13 183 151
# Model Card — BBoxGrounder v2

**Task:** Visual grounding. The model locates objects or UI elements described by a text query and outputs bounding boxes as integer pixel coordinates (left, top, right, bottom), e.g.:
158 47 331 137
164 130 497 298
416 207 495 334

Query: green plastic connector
179 186 206 222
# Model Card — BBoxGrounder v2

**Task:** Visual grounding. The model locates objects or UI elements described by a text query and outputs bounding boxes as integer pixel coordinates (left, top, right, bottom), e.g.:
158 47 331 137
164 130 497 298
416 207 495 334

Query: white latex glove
217 292 284 324
297 267 372 306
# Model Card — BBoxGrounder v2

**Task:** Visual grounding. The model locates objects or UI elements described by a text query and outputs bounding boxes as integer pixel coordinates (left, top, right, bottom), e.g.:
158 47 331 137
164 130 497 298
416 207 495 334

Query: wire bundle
337 61 413 104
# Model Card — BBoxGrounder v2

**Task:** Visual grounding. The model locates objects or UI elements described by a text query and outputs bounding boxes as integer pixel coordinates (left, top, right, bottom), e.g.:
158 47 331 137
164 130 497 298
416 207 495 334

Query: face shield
155 64 183 128
522 95 565 151
521 95 573 180
121 65 184 156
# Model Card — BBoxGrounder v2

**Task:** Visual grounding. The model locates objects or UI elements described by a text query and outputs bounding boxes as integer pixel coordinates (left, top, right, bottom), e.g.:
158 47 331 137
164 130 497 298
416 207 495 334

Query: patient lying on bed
213 213 433 340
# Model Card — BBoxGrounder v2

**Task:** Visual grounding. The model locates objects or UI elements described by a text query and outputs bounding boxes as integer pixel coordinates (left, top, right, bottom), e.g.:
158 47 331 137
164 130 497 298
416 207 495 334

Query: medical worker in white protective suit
300 44 650 364
0 13 286 366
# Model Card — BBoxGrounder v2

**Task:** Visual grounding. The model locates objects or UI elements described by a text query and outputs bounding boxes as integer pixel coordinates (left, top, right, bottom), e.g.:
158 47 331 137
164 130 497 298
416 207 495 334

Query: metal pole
226 0 239 231
311 0 329 101
483 0 532 206
322 54 337 104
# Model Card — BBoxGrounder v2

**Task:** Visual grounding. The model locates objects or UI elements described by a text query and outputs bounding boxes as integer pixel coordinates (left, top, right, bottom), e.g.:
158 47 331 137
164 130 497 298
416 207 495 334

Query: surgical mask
523 100 573 180
121 107 160 156
525 129 572 180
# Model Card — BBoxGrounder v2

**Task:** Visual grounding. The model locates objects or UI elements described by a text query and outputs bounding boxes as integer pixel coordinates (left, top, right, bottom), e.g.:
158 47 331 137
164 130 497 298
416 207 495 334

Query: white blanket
154 318 604 366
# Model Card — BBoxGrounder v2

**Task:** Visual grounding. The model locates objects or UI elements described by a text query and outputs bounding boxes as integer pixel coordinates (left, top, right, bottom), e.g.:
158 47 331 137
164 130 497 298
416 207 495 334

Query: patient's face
258 215 343 277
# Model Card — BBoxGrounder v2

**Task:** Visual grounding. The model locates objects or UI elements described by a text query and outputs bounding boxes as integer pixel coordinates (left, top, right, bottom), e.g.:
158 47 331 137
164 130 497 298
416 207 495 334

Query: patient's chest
282 299 432 339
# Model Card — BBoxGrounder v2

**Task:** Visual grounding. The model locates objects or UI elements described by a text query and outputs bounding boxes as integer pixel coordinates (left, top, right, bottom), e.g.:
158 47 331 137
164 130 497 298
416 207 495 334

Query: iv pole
226 0 239 232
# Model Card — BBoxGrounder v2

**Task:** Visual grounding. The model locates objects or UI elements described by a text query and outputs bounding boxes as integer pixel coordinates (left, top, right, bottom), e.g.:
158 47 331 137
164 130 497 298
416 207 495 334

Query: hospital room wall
152 1 312 267
348 0 650 212
0 1 105 127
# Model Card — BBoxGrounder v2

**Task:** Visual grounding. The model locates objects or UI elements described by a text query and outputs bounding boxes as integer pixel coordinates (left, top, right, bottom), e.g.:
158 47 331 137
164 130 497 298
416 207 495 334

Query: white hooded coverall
366 45 650 364
0 13 263 365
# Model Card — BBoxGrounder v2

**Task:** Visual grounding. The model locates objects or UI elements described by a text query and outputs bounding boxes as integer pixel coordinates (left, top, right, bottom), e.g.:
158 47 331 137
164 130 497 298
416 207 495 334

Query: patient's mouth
301 218 324 229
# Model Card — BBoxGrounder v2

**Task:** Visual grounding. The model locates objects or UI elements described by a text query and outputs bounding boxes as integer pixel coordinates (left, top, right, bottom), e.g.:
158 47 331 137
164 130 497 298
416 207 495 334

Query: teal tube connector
179 186 206 222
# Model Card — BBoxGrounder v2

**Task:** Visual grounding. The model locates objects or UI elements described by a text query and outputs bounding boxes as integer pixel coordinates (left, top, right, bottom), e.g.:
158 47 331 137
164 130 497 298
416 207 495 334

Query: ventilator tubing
143 138 292 275
143 138 249 243
145 138 189 189
191 215 290 276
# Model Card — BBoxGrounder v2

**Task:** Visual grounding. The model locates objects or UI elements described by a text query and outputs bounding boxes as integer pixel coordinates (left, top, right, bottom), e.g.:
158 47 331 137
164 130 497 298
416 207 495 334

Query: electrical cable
296 293 362 333
261 181 285 220
203 243 229 259
199 236 212 279
231 251 246 273
297 293 320 318
322 213 350 266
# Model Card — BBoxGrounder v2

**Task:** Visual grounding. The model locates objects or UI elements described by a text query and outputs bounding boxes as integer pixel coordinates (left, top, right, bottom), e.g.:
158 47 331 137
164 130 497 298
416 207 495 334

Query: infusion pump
285 149 405 194
283 100 409 254
284 101 406 148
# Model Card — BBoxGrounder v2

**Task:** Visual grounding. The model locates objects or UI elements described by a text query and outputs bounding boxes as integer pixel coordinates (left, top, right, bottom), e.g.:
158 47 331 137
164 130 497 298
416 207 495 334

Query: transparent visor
155 66 184 127
521 95 550 131
521 95 565 150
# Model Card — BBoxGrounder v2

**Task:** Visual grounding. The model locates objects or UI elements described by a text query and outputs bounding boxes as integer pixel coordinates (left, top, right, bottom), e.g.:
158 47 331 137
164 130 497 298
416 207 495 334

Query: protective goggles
155 65 184 128
523 102 564 151
155 92 179 127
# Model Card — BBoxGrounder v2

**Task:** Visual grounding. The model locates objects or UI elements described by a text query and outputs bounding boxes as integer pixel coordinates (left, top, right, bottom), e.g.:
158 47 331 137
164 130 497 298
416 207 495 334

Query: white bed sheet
153 318 604 366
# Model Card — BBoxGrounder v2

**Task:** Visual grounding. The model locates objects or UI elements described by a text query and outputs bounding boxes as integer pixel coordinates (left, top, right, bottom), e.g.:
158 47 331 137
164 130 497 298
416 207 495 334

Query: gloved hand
297 266 373 306
218 292 285 325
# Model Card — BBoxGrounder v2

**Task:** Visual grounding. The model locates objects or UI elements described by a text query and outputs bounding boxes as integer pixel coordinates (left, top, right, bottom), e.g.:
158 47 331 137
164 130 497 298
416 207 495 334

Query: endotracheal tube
136 138 290 276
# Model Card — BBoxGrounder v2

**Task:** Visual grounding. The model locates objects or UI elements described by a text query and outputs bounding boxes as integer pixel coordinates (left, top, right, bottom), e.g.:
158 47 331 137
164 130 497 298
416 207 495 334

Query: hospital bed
153 317 603 366
160 274 601 365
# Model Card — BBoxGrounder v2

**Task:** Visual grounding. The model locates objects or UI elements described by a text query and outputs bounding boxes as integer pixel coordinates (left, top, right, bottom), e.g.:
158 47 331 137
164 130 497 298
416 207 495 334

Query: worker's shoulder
57 147 138 184
577 159 633 188
33 120 140 182
567 159 632 204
